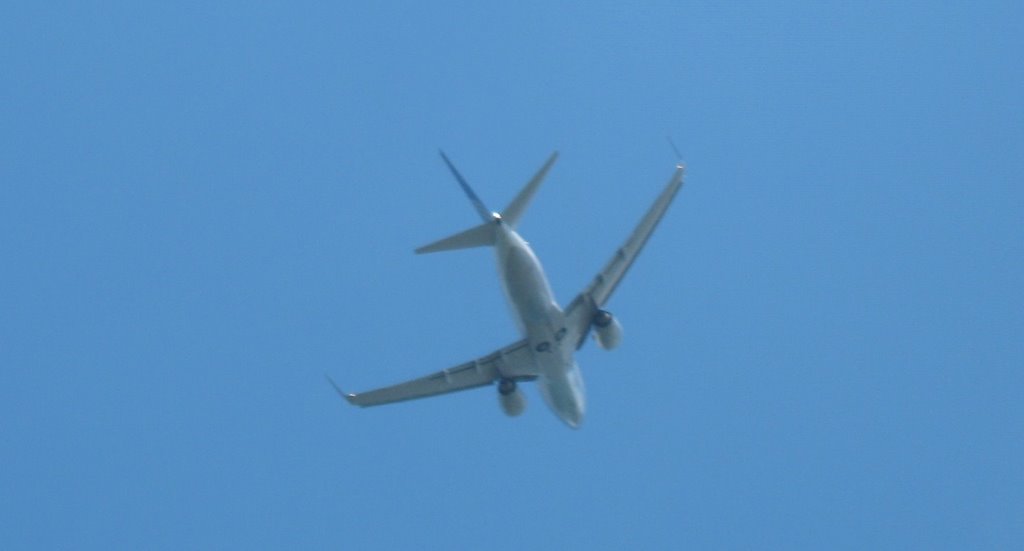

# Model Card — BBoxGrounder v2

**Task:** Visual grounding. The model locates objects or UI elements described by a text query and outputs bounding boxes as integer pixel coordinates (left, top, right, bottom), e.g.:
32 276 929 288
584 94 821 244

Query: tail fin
439 151 494 222
502 151 558 228
416 151 498 254
415 151 558 254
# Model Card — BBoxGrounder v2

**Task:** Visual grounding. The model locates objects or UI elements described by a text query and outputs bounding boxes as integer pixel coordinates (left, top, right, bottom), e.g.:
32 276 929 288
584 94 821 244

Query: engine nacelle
498 379 526 417
592 310 623 350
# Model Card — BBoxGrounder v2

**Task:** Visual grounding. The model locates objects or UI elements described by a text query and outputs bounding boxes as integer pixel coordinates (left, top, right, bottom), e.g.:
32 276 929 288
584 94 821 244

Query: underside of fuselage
494 224 587 427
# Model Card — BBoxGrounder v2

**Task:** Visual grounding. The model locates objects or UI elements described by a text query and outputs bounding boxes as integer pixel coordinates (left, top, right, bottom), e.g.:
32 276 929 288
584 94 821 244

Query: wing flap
339 339 537 408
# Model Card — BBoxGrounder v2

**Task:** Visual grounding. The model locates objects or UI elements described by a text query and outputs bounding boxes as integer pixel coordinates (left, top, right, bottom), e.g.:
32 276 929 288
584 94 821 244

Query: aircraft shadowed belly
501 243 555 327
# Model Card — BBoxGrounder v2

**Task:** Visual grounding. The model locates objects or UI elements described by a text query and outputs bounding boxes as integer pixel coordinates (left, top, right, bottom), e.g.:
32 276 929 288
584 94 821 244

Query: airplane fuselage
493 219 585 427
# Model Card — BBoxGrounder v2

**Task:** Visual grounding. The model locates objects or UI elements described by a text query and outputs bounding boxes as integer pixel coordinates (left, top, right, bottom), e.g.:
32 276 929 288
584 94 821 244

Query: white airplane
329 151 685 428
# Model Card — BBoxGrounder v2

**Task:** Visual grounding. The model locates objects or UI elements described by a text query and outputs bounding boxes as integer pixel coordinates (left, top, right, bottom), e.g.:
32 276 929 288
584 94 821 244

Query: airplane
328 151 685 428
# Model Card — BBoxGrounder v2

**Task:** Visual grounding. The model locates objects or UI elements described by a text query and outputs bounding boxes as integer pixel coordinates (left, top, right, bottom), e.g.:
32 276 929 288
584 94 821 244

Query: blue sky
2 2 1022 549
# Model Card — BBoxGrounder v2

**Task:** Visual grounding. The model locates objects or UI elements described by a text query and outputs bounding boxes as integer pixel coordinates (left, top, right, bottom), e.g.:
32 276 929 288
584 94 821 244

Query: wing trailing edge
332 339 537 408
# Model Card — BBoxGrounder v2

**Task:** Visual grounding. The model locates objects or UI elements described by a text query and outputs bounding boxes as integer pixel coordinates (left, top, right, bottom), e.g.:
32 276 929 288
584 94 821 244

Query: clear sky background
2 2 1022 549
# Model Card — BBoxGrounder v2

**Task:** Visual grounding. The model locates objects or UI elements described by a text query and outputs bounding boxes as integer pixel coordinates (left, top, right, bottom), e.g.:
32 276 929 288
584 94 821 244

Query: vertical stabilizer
416 152 500 254
417 151 556 254
439 151 494 222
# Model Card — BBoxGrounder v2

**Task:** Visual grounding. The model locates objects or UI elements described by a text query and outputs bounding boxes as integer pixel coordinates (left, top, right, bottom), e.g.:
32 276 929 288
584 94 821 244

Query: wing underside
332 338 538 407
564 164 686 348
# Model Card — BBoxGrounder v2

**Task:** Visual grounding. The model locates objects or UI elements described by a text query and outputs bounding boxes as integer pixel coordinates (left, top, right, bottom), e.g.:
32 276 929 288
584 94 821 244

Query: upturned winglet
325 374 358 405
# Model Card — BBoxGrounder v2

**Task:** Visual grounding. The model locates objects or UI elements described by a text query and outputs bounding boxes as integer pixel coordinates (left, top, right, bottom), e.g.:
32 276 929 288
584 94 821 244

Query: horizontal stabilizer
502 151 558 228
415 221 497 254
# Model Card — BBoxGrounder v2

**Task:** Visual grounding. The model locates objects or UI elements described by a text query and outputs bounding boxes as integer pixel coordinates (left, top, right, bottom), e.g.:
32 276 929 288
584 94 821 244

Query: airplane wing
330 338 538 407
563 164 686 349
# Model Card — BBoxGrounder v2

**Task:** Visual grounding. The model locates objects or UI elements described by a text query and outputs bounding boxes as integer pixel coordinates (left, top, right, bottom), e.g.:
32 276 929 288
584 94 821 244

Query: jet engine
498 379 526 417
592 309 623 350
